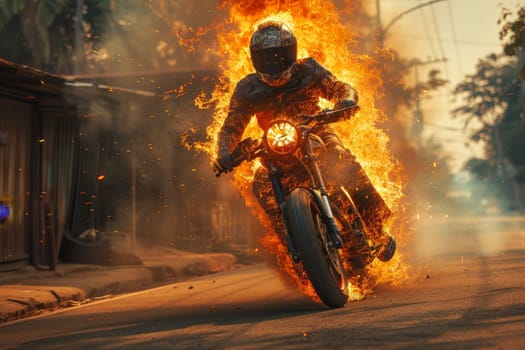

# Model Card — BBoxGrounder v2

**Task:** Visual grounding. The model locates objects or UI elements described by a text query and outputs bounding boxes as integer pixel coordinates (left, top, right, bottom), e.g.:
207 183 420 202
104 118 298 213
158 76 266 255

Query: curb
0 252 239 323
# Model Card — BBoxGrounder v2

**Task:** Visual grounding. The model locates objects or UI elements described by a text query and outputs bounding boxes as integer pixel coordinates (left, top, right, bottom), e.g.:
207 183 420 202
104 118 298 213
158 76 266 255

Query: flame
164 74 196 99
196 0 411 301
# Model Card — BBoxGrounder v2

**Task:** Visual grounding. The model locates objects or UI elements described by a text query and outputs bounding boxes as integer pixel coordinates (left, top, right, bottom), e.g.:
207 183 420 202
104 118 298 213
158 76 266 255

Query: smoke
62 1 264 252
413 214 525 259
89 90 233 250
70 0 499 260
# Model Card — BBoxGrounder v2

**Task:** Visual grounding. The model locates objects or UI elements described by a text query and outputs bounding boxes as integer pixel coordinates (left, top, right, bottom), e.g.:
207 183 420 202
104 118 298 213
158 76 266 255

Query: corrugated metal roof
0 58 68 100
0 58 219 104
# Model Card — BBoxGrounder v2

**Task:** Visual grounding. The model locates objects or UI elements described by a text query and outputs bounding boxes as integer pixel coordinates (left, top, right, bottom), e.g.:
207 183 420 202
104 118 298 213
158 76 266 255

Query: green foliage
0 0 71 65
0 0 110 72
451 5 525 214
499 6 525 56
33 0 69 61
453 52 525 185
452 53 519 143
0 1 215 74
454 5 525 187
0 0 24 29
499 120 525 182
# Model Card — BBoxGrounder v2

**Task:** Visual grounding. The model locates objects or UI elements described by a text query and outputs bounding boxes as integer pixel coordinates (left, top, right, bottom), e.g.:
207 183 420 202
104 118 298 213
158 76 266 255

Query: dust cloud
67 1 260 254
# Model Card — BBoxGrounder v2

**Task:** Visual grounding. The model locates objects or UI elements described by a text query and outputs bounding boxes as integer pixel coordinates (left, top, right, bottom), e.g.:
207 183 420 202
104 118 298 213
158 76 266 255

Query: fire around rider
213 20 396 262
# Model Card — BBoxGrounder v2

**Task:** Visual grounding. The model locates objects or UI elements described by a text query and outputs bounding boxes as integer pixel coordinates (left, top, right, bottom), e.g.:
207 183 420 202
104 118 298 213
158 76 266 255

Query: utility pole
376 0 447 48
374 0 448 142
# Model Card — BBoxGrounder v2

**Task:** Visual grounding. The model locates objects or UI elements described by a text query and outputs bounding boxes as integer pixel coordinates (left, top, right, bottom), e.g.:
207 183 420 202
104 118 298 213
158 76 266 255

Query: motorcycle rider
213 20 396 262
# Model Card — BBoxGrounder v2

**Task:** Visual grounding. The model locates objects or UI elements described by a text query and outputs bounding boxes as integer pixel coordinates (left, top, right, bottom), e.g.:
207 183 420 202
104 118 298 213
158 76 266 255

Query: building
0 58 254 271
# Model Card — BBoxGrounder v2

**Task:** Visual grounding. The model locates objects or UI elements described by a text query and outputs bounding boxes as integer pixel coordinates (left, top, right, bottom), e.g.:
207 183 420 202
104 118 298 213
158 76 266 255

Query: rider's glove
334 99 357 111
213 153 235 174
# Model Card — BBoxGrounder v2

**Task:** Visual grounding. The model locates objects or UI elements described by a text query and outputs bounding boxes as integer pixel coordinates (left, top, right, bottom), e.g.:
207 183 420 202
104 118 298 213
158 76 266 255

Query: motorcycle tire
286 188 349 308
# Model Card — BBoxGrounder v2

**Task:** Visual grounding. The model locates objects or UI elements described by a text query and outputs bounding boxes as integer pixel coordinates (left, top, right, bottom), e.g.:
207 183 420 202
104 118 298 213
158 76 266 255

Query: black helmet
250 21 297 80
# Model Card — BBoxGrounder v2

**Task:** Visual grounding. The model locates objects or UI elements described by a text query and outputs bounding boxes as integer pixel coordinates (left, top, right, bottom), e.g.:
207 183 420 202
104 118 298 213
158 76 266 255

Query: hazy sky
374 0 522 172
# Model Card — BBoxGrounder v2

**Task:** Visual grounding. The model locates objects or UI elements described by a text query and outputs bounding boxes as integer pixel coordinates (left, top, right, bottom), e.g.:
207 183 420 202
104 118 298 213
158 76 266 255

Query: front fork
268 140 344 264
303 137 344 250
267 162 301 262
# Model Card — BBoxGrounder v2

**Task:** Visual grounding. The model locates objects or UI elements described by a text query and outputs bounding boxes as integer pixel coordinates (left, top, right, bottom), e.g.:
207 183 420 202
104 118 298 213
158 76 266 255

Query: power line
418 0 439 59
382 0 448 35
446 0 463 75
392 34 501 47
422 121 478 133
429 2 450 79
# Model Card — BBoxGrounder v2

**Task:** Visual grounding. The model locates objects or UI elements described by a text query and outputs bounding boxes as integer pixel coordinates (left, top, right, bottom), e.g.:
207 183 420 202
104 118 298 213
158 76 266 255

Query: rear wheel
286 188 348 308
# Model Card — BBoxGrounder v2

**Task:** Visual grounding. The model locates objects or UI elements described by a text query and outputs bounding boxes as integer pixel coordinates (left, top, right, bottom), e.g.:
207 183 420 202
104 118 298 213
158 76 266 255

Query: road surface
1 216 524 349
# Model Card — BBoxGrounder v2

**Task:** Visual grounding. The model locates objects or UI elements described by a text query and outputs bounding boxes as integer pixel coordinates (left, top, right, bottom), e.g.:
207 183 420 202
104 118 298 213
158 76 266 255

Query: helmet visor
250 44 297 74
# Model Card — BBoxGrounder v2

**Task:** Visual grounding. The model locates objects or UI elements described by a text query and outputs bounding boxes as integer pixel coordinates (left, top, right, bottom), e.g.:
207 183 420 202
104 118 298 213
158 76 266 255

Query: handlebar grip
214 156 245 177
214 139 254 177
324 105 360 123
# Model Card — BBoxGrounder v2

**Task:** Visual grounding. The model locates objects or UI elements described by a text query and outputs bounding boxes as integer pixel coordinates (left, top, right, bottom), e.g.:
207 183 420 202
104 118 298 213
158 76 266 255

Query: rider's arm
315 62 359 107
312 60 358 149
217 85 253 159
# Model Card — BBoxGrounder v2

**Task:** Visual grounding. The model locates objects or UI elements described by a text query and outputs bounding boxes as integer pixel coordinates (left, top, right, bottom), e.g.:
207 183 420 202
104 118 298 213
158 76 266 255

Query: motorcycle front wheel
286 188 349 308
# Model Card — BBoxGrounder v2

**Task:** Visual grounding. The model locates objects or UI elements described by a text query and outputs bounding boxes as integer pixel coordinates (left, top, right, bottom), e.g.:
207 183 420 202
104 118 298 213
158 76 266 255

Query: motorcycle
215 105 386 308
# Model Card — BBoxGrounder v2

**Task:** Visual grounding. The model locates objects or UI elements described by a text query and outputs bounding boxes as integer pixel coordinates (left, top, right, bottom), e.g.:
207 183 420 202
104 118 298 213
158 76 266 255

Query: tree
499 5 525 184
452 54 521 160
453 52 524 211
0 0 218 75
0 0 108 73
499 5 525 58
452 54 519 147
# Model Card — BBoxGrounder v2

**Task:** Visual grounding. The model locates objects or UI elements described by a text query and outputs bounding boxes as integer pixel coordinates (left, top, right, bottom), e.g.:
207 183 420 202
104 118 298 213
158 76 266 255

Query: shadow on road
11 249 525 349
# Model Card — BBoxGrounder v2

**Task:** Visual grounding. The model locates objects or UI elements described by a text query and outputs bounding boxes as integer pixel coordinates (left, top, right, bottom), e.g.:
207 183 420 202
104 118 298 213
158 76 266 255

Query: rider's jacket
217 57 358 159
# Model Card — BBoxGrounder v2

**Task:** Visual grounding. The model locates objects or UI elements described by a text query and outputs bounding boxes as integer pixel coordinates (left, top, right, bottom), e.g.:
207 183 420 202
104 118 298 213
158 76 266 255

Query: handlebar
302 104 359 126
214 105 359 177
214 138 261 177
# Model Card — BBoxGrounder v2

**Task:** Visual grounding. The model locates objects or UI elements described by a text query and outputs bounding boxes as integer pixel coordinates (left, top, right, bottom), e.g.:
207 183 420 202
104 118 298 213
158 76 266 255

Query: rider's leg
320 149 396 261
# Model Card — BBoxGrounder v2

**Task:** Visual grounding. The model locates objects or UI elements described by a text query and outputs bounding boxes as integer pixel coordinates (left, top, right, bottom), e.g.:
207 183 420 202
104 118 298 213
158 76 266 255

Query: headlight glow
265 121 299 155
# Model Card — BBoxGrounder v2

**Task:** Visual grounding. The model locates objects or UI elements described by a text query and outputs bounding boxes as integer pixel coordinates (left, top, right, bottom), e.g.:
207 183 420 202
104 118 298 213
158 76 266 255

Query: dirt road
1 217 524 349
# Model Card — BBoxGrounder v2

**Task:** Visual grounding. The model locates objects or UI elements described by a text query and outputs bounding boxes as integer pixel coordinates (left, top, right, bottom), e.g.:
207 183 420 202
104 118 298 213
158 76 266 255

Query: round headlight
265 121 299 155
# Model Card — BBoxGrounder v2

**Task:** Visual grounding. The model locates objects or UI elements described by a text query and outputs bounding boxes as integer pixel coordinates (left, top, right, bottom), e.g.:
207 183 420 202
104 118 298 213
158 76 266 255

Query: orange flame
197 0 411 301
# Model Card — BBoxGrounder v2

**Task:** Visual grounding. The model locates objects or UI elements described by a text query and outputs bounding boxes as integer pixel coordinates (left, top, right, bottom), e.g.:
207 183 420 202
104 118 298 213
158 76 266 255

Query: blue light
0 202 10 222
